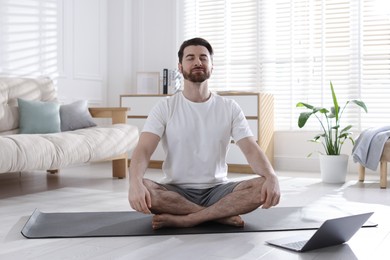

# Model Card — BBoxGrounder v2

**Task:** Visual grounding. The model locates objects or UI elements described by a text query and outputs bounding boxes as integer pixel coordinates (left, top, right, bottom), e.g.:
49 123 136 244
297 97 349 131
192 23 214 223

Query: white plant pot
319 154 349 183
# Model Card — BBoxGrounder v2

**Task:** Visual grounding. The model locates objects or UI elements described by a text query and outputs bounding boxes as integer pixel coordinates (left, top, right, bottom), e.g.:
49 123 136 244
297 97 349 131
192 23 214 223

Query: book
162 68 181 94
163 68 168 94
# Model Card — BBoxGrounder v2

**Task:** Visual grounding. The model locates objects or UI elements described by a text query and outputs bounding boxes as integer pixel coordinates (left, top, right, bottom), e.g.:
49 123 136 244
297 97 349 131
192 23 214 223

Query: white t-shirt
142 91 253 189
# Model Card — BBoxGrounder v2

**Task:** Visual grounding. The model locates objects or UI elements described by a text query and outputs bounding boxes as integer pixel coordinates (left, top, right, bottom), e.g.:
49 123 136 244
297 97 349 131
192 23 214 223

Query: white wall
106 0 177 106
58 0 177 106
57 0 107 106
273 131 368 174
106 0 132 107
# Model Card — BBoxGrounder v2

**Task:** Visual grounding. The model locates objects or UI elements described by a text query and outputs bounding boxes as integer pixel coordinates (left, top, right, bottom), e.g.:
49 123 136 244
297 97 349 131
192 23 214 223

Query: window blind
361 0 390 129
178 0 390 131
0 0 58 78
179 0 258 90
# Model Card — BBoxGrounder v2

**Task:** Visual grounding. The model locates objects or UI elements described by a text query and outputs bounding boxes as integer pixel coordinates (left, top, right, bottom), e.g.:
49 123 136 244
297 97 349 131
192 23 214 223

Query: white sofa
0 76 139 178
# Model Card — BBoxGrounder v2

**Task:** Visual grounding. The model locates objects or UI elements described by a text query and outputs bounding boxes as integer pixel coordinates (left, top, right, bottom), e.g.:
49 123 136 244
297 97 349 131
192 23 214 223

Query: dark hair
178 37 214 64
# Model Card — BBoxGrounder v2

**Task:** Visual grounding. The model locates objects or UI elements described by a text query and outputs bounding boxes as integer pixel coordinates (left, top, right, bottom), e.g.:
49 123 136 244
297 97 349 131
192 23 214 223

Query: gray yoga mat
21 207 377 238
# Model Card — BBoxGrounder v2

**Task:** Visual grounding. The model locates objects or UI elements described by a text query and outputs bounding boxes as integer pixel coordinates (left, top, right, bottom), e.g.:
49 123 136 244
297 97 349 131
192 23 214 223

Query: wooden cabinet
120 92 274 173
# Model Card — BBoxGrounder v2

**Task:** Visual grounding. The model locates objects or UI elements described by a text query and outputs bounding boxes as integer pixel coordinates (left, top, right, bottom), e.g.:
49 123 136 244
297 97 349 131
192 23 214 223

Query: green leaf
350 100 368 113
312 134 322 141
317 107 329 114
330 81 339 121
340 125 352 133
298 112 313 128
296 102 314 109
328 106 337 118
338 132 352 139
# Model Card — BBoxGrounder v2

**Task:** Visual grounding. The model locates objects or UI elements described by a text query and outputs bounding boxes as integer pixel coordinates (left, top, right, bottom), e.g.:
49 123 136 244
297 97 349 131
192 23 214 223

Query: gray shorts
157 181 242 207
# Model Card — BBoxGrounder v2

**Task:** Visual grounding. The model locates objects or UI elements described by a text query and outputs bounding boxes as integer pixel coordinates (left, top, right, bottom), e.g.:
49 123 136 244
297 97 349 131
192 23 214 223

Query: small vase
319 154 349 183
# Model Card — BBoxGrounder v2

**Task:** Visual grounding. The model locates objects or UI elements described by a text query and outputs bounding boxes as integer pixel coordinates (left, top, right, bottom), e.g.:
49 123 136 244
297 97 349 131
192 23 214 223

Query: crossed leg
143 177 265 229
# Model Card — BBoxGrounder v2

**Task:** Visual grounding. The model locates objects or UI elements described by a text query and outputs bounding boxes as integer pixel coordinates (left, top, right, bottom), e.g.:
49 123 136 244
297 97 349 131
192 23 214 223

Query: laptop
266 212 374 252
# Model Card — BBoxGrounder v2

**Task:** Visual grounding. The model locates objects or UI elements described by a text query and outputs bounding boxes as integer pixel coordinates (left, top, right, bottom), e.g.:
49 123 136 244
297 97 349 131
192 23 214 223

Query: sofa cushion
18 98 61 134
0 124 139 173
60 100 97 131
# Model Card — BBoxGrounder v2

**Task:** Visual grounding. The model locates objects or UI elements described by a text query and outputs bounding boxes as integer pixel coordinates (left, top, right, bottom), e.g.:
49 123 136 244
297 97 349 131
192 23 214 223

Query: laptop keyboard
282 240 308 250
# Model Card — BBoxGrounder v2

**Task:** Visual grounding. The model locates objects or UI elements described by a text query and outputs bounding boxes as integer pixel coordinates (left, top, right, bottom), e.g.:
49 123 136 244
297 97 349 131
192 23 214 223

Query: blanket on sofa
352 126 390 170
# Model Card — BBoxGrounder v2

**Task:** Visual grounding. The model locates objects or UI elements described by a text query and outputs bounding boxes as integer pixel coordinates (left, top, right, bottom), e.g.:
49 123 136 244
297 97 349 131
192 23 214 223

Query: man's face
179 45 213 83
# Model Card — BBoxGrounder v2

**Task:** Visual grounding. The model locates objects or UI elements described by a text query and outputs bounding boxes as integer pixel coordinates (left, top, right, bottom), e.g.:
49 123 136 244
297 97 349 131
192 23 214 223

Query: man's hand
260 174 280 209
128 180 152 214
236 137 281 209
128 133 160 214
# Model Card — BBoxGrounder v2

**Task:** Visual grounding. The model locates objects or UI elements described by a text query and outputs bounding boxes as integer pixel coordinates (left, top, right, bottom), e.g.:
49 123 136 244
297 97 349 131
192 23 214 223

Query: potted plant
296 82 367 183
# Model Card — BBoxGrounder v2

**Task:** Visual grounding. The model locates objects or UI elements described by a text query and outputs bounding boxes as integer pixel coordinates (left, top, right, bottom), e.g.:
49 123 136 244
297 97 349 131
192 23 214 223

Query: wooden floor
0 162 389 260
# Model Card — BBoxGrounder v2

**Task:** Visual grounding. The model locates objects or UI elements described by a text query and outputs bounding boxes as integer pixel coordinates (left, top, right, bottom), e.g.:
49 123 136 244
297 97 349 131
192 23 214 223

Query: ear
178 63 183 73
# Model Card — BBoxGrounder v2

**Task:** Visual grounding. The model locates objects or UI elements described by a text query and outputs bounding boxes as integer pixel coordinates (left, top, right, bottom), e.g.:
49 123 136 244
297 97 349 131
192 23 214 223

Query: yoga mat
21 207 377 238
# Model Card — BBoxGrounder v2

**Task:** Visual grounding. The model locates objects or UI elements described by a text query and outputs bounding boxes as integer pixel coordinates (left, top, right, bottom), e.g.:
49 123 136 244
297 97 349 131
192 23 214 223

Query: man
128 37 280 229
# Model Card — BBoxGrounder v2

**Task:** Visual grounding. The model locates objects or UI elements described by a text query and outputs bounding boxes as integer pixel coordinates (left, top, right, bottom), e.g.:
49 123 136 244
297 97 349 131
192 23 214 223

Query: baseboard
128 160 254 174
274 155 381 174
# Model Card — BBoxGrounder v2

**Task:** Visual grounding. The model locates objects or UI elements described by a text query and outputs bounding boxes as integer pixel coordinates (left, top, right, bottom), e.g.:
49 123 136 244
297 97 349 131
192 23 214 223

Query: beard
182 68 211 83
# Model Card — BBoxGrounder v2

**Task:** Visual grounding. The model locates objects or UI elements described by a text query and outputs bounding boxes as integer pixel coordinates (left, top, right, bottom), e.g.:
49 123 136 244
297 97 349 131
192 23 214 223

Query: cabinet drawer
220 95 258 117
121 96 167 116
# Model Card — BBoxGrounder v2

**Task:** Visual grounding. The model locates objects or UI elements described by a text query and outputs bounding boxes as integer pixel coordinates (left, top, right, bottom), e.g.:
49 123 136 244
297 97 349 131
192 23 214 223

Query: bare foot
152 214 194 229
152 214 245 229
215 215 244 227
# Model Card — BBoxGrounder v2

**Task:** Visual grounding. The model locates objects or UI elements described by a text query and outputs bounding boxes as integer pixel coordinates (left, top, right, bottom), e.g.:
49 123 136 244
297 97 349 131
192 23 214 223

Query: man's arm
128 132 160 214
236 136 280 208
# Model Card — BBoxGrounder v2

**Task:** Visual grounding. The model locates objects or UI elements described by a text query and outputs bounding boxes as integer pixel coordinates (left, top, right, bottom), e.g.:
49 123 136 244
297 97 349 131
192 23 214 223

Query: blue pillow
18 98 60 134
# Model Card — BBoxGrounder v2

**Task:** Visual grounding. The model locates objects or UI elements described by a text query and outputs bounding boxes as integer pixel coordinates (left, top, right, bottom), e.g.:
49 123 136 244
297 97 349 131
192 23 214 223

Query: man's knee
234 177 265 204
143 179 165 192
234 177 264 190
141 179 168 211
143 179 164 201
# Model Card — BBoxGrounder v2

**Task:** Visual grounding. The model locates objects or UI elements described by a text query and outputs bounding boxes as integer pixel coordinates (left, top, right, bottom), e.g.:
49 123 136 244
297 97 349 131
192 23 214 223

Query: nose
194 59 202 67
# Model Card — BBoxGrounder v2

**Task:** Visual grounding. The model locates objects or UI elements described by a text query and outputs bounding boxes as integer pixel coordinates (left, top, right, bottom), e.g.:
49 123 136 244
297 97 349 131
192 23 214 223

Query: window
178 0 390 131
0 0 59 78
178 0 259 90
